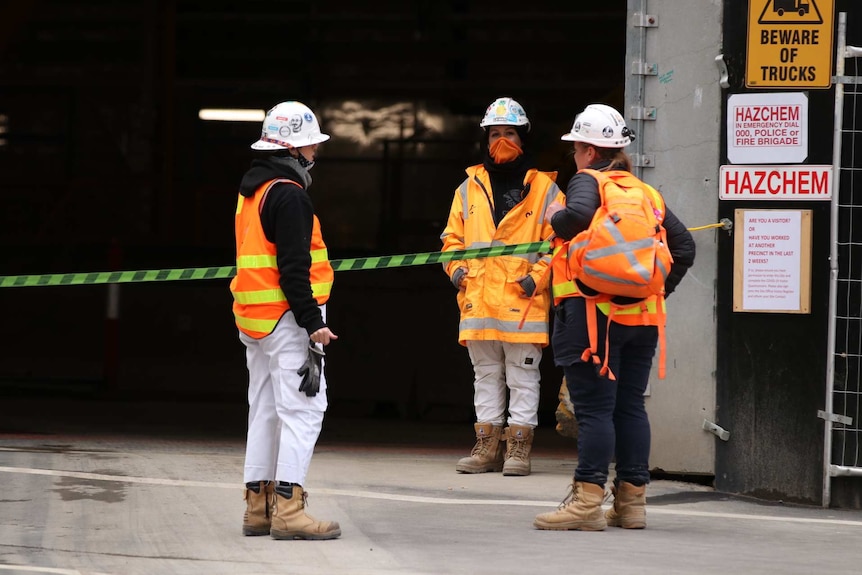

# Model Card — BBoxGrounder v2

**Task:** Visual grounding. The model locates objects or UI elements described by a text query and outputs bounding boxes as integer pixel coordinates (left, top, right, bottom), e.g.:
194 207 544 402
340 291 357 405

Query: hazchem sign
746 0 834 88
728 92 808 164
720 165 832 200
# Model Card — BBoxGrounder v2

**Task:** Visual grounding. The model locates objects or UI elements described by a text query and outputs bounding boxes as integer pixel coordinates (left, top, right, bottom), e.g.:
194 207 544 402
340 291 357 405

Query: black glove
297 343 325 397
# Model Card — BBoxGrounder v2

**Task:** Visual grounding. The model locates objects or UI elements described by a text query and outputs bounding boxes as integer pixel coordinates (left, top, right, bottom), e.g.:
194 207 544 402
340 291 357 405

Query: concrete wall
625 0 723 475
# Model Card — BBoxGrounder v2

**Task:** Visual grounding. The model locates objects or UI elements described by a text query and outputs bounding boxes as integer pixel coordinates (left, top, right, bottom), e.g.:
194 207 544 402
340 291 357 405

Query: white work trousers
240 307 327 486
466 340 542 428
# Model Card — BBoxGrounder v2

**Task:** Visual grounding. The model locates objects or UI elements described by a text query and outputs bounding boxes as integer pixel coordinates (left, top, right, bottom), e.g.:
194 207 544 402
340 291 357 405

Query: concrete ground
1 397 862 575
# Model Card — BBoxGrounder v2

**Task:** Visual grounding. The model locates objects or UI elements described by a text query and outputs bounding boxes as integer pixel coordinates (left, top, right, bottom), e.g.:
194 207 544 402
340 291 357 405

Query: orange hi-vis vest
547 170 669 379
230 178 334 339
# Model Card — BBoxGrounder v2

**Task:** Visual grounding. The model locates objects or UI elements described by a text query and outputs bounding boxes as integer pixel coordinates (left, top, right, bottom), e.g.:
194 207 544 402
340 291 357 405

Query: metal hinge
632 12 658 28
702 419 730 441
631 61 658 76
817 410 853 425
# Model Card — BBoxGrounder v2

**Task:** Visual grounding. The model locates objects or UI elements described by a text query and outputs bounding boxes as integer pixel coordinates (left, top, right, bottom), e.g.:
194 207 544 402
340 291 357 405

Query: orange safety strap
579 298 615 380
580 296 668 382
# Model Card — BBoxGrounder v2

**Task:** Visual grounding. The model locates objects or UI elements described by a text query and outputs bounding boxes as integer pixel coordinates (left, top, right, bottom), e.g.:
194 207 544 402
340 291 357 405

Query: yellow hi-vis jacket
230 178 334 339
441 165 563 346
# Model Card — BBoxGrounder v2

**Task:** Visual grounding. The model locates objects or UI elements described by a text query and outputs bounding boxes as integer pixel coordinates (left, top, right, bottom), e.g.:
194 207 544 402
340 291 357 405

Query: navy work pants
552 296 658 488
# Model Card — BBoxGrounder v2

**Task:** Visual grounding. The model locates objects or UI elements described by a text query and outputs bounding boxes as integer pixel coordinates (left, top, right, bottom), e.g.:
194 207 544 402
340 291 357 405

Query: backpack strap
580 296 668 382
579 295 617 381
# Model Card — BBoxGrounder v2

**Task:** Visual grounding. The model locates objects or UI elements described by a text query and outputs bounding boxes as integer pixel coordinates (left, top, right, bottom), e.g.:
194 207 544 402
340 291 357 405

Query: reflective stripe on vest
596 297 665 318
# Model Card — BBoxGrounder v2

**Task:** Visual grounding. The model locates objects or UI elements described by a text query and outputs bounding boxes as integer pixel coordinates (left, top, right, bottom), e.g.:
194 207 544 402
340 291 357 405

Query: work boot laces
557 484 613 509
471 435 494 457
557 484 579 510
506 437 529 460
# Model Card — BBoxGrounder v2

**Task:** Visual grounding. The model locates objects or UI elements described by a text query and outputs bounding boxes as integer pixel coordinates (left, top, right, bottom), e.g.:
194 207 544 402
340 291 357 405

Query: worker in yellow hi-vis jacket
440 96 564 477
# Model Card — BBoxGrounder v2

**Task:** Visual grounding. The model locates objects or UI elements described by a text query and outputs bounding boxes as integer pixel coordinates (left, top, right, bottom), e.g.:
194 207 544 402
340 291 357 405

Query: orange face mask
488 137 523 164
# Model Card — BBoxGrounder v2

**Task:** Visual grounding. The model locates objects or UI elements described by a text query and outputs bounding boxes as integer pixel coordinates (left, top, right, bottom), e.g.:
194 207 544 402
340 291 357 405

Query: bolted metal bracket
702 419 730 441
631 154 655 169
632 61 659 76
818 410 853 426
632 12 658 28
630 106 657 121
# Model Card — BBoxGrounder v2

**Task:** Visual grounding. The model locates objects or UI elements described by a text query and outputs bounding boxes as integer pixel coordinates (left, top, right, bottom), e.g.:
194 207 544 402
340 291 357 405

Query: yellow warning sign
746 0 834 89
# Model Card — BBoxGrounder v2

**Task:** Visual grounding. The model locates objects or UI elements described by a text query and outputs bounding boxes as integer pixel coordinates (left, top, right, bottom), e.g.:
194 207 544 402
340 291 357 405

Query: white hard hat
251 101 330 151
479 97 530 131
561 104 634 148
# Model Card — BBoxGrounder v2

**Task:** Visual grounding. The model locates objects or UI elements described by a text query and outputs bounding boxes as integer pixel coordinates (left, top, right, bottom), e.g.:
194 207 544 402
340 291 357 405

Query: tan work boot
502 425 534 476
533 481 607 531
456 423 505 473
605 481 647 529
270 484 341 540
242 480 274 536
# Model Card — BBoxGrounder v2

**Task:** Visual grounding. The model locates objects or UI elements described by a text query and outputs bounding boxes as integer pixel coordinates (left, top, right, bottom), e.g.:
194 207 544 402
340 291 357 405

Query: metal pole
822 11 847 509
628 0 648 180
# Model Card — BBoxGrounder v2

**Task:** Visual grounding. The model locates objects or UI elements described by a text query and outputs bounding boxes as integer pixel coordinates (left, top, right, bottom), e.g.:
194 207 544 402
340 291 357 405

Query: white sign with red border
720 164 832 200
728 92 808 164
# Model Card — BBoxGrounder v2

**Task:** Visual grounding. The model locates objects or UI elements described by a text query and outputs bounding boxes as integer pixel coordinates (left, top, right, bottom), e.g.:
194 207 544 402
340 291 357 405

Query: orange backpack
518 169 674 379
567 169 672 301
566 169 672 380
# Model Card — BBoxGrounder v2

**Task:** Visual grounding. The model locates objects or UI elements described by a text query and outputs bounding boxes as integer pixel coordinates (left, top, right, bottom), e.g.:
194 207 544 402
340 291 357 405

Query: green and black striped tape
0 241 551 288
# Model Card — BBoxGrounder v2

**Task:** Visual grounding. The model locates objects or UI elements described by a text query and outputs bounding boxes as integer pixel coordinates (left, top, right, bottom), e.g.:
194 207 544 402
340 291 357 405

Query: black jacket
238 156 327 335
550 161 696 297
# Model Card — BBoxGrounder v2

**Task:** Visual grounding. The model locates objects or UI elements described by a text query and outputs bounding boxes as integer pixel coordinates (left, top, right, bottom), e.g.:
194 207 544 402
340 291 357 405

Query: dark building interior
0 1 627 432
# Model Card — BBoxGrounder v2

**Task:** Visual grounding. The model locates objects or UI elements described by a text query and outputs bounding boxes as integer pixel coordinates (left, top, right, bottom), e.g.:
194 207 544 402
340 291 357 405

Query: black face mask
295 152 315 171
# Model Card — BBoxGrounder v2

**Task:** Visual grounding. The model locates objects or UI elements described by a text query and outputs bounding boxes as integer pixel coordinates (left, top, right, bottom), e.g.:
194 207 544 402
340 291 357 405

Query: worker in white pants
441 97 563 477
468 340 542 430
231 100 341 540
242 308 327 487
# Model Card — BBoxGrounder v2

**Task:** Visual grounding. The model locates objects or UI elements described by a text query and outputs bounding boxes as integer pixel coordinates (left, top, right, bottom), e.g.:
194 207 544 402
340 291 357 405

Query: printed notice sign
727 92 808 164
746 0 835 89
733 209 811 313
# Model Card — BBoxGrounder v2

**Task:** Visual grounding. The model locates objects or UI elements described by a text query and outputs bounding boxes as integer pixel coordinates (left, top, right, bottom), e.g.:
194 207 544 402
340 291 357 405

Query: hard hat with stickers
479 97 531 131
561 103 635 149
251 101 330 151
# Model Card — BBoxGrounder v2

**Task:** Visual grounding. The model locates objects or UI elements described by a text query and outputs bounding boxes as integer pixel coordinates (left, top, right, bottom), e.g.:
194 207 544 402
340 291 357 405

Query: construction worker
230 101 341 540
533 104 696 531
441 97 564 477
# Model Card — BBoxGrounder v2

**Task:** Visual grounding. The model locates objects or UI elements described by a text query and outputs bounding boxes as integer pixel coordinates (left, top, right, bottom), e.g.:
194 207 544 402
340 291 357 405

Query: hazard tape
0 241 551 288
0 219 729 289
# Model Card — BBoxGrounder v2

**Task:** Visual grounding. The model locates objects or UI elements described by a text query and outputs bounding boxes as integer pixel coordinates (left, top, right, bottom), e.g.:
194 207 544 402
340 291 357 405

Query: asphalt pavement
1 397 861 575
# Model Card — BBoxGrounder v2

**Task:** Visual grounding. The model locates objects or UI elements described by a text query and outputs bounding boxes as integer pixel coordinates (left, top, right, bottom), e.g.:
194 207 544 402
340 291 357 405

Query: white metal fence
824 12 862 506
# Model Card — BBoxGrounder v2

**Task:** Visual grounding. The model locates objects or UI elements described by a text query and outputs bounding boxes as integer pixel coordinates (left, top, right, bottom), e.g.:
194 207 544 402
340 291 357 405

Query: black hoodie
237 156 327 335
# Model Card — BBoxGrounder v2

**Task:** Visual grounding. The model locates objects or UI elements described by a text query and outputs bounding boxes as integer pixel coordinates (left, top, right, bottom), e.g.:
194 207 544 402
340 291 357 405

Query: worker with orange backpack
533 104 695 532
